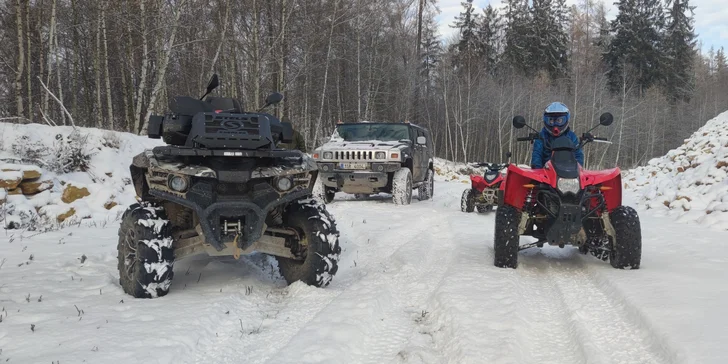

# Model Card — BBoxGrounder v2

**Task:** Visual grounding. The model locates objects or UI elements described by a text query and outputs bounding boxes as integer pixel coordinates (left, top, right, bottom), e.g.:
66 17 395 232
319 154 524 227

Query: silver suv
312 122 434 205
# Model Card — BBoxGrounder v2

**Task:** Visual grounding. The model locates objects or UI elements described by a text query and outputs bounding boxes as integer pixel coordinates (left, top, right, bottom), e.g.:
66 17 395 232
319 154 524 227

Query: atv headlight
557 178 580 194
276 177 293 191
323 151 333 159
375 152 386 159
168 175 189 192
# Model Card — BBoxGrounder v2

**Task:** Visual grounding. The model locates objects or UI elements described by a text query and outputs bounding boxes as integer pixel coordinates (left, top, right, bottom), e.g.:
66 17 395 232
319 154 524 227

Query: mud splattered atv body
494 113 641 270
118 75 341 298
461 162 508 213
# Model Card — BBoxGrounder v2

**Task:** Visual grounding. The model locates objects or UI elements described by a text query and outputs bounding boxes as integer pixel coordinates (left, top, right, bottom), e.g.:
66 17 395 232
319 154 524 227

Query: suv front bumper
317 162 400 194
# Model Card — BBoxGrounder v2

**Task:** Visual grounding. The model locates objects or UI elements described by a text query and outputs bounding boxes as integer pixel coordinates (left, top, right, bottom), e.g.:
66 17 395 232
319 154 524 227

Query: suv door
412 127 428 182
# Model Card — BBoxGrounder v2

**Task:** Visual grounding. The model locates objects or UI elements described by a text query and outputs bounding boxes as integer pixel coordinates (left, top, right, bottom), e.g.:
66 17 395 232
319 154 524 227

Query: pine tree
451 0 480 74
663 0 697 103
502 0 531 75
477 5 501 74
605 0 666 96
529 0 569 80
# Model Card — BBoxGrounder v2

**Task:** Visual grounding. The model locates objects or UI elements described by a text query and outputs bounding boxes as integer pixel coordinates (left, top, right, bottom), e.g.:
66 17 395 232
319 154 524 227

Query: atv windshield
333 124 410 142
549 136 579 179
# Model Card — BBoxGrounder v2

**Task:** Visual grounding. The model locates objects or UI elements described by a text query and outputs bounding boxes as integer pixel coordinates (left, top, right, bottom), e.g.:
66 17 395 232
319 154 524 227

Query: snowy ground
1 177 726 364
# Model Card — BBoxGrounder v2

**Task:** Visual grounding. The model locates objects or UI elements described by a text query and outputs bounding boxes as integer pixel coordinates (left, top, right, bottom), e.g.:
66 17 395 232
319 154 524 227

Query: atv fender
502 165 555 209
581 168 622 211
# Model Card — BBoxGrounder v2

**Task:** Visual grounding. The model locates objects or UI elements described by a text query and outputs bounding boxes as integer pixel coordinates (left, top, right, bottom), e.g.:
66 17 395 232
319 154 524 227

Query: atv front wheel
461 189 475 212
609 206 642 269
277 200 341 287
392 168 413 205
494 205 521 268
117 203 175 298
418 169 434 200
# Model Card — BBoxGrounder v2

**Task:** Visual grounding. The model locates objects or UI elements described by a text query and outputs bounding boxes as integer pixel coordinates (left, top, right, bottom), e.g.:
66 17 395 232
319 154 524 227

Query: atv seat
206 97 243 113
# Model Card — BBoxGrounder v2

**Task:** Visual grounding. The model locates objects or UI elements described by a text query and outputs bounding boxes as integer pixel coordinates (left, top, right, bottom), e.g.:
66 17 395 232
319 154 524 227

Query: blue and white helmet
543 102 570 136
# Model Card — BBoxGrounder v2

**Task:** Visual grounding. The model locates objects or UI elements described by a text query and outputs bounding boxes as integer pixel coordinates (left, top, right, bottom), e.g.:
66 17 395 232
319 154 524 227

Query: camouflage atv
118 74 340 298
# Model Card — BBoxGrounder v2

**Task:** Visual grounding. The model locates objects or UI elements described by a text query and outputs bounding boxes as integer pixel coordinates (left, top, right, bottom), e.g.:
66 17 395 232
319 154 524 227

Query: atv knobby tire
392 168 413 205
609 206 642 269
494 205 521 268
277 200 341 287
461 189 475 212
117 203 175 298
418 169 434 200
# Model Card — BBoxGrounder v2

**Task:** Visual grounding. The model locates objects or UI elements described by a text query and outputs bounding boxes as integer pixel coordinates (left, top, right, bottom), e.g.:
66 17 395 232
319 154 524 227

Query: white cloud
434 0 728 52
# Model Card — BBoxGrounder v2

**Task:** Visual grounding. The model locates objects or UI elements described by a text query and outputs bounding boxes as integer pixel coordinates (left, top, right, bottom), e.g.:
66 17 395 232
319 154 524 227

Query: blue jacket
531 128 584 169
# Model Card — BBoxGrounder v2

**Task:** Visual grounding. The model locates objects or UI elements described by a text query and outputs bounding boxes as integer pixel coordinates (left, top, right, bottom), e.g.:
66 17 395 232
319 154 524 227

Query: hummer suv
312 122 434 205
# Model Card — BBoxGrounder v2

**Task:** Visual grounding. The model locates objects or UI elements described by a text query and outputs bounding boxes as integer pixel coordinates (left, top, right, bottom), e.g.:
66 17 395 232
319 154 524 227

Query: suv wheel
392 168 413 205
418 169 434 200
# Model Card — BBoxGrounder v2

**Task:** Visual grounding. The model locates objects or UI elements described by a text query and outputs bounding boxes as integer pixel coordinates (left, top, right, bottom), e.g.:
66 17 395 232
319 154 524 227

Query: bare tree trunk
42 0 57 116
313 0 339 146
25 0 32 121
101 0 114 128
94 1 103 128
142 0 187 134
54 25 65 125
133 0 150 134
15 0 25 118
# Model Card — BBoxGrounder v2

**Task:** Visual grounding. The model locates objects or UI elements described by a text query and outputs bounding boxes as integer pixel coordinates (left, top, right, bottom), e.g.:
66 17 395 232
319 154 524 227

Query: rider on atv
531 102 584 169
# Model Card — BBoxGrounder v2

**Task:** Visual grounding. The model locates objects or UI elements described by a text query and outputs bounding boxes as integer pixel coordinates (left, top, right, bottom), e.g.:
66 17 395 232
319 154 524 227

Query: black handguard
516 137 532 142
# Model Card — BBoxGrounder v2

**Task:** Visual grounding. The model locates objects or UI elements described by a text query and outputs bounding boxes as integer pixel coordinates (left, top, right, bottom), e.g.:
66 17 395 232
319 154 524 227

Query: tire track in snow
190 208 442 364
543 254 681 364
263 213 456 364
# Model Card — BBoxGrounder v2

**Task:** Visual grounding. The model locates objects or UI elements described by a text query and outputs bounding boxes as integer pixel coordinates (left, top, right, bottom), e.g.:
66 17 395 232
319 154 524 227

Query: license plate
339 162 368 170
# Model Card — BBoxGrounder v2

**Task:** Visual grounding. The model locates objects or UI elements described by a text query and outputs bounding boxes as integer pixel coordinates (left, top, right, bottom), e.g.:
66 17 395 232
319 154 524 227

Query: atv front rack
153 146 303 159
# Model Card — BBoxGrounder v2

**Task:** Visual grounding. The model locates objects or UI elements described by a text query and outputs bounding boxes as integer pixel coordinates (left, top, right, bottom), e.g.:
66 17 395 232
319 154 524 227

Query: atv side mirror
505 151 512 158
513 116 526 129
206 74 220 93
599 112 614 126
265 92 284 106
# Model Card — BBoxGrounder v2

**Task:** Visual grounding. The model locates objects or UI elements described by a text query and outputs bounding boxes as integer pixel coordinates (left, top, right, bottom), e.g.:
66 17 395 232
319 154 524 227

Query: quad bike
118 74 341 298
461 157 510 213
494 112 641 269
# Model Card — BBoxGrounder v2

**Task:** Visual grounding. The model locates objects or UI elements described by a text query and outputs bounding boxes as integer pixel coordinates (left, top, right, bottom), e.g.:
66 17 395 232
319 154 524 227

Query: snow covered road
1 179 727 364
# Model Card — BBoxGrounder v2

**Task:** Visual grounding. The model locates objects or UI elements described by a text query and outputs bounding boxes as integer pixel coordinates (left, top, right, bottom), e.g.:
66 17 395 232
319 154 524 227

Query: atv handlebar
516 137 532 142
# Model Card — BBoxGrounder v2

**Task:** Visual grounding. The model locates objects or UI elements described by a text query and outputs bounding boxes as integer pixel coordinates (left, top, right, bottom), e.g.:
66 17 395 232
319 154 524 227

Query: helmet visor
545 115 568 127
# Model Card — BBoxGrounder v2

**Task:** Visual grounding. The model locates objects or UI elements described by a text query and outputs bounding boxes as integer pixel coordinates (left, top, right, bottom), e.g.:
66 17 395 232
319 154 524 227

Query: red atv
494 112 641 269
461 159 509 213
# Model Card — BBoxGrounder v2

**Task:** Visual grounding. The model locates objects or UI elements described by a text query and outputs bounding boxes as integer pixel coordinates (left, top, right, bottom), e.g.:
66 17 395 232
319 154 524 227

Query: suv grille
333 151 376 160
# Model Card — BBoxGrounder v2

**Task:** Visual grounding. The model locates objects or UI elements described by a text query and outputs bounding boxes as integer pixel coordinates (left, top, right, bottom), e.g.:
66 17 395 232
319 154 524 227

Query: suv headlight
323 151 333 159
557 178 580 194
375 151 386 159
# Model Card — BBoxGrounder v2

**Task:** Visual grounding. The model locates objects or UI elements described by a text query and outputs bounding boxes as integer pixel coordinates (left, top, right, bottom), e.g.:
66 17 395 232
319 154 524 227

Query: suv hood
319 140 408 151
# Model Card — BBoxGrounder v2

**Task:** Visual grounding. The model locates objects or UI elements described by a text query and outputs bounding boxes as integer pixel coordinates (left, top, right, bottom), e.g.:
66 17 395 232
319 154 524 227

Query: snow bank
626 110 728 230
0 122 163 229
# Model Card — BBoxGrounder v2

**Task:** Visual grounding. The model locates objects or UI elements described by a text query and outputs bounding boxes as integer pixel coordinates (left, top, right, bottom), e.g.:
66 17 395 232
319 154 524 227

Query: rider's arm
531 138 544 169
570 132 585 165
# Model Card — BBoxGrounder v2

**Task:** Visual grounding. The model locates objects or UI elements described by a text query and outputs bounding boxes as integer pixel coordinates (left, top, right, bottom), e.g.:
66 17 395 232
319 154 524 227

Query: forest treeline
1 0 727 168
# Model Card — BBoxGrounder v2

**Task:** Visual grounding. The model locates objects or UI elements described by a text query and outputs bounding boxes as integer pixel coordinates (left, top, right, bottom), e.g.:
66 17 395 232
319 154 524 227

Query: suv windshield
333 124 410 142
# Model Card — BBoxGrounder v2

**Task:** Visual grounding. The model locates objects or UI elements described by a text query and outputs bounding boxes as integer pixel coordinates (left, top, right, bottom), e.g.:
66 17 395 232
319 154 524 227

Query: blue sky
435 0 727 54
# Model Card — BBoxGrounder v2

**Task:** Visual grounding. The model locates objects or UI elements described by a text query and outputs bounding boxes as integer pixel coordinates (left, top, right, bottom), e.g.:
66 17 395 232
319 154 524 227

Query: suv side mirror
599 112 614 126
513 116 526 129
416 136 426 145
265 92 284 106
206 74 219 93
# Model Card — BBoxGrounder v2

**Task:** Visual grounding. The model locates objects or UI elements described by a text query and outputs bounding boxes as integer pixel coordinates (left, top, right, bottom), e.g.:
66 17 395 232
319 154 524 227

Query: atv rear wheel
392 168 413 205
494 205 521 268
461 189 475 212
609 206 642 269
418 169 434 200
117 202 175 298
477 204 494 213
277 200 341 287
